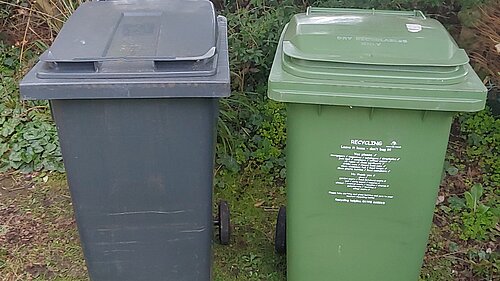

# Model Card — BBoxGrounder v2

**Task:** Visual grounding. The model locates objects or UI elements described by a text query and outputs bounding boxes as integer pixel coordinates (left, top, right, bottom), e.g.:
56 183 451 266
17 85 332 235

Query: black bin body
19 1 230 280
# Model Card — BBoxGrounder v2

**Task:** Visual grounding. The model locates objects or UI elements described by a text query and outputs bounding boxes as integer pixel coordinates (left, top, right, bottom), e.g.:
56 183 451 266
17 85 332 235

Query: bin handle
305 7 426 19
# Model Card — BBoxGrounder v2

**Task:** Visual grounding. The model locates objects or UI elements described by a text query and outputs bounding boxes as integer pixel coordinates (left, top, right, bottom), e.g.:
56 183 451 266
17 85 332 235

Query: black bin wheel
218 201 230 245
275 206 286 255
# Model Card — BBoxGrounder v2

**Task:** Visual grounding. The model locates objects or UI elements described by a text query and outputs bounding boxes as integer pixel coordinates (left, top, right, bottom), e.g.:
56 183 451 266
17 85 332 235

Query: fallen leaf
254 200 265 207
436 195 445 205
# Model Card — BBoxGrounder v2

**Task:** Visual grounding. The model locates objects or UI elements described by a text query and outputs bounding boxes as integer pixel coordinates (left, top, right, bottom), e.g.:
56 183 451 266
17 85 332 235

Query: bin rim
268 15 487 112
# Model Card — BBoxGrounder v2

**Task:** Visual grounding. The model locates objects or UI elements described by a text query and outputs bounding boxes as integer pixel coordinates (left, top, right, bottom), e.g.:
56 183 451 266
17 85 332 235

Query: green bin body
268 8 487 281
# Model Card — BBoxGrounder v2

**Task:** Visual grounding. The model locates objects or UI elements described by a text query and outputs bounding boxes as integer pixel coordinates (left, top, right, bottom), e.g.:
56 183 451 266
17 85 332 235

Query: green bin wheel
275 206 286 254
218 201 230 245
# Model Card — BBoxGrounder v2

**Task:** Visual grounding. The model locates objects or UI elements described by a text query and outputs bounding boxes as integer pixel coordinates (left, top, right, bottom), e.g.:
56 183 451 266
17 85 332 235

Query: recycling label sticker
328 139 402 206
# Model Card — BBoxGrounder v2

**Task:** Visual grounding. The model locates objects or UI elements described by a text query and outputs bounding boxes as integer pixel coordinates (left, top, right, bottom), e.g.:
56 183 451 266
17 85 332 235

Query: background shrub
0 0 497 181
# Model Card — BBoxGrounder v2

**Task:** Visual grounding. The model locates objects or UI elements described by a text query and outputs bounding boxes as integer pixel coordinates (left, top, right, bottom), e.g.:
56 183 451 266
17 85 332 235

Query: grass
1 146 497 280
0 1 498 280
0 173 87 280
213 169 286 281
0 37 497 281
0 169 288 281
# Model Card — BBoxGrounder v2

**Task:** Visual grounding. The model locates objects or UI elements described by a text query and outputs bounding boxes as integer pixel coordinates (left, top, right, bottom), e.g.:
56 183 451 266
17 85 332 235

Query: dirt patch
0 174 42 250
0 173 87 281
25 263 55 280
0 203 55 280
0 204 47 246
0 173 36 200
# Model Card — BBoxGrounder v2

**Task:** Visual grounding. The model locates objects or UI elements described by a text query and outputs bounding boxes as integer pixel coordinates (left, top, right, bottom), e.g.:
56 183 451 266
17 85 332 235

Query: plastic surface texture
284 8 468 66
268 7 487 281
20 0 230 87
53 98 219 281
268 8 487 112
19 1 230 280
20 16 229 99
286 105 453 281
41 0 217 62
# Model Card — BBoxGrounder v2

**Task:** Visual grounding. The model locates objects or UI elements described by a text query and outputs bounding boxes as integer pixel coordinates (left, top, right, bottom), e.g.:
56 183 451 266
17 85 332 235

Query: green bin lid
283 8 469 66
268 8 487 112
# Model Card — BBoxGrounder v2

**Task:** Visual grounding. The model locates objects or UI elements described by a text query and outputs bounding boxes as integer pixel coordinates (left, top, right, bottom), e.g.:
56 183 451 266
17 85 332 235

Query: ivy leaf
3 57 14 67
38 137 49 146
19 163 33 174
44 143 57 153
0 143 8 156
20 147 34 163
32 141 44 153
8 151 22 162
33 156 43 171
11 143 22 152
0 108 12 117
446 165 459 176
21 153 32 163
0 161 9 173
448 242 459 252
9 160 22 169
448 195 465 211
1 119 17 137
55 160 65 173
23 128 45 140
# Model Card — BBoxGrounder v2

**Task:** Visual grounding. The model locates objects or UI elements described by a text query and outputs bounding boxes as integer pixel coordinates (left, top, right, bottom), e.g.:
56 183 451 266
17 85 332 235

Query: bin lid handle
305 7 426 19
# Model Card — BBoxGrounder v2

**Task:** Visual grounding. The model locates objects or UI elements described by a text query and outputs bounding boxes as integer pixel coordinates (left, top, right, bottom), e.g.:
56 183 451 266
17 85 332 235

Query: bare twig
27 26 45 42
19 10 32 64
0 0 64 23
428 250 468 260
26 105 49 113
1 185 27 192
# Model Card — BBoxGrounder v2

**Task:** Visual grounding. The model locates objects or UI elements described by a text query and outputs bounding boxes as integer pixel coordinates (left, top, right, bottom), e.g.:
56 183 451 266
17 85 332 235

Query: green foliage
241 253 264 279
218 0 492 181
0 43 63 173
449 184 499 241
0 0 20 20
216 2 296 179
460 208 497 241
461 187 497 241
224 1 298 93
251 100 286 176
445 108 500 242
216 96 287 180
1 0 494 184
467 248 500 280
0 1 498 280
236 252 283 280
459 108 500 185
258 100 286 148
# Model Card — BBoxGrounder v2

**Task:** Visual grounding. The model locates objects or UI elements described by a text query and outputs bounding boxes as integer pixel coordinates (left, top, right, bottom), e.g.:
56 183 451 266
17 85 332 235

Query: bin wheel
218 201 230 245
275 206 286 255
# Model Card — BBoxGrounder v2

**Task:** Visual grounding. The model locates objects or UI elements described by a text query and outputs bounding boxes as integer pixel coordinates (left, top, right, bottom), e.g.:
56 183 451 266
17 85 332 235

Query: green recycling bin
268 8 487 281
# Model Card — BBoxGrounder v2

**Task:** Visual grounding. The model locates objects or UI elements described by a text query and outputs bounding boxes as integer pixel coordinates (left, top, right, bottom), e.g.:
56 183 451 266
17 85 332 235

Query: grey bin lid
38 0 218 79
20 0 230 100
